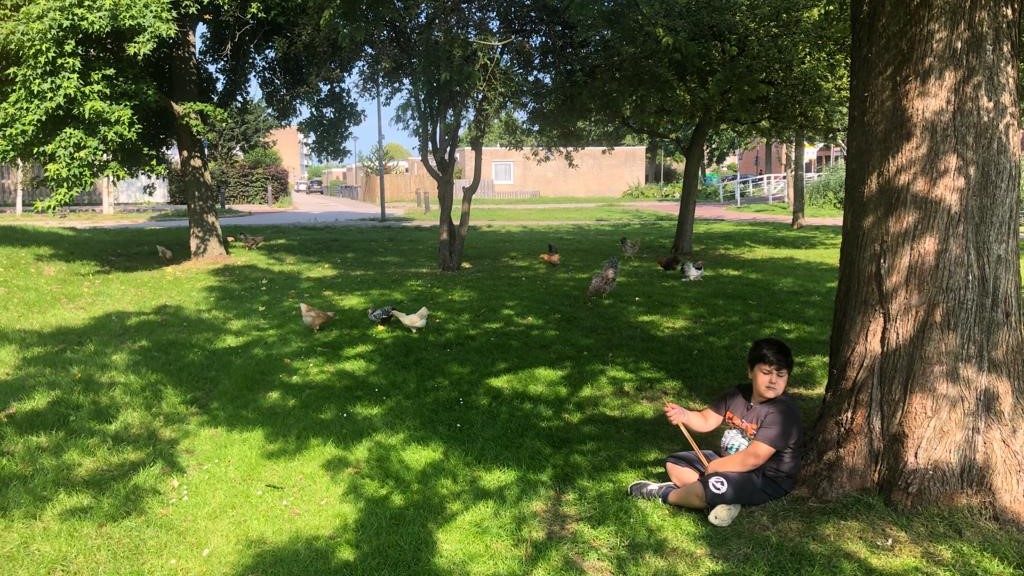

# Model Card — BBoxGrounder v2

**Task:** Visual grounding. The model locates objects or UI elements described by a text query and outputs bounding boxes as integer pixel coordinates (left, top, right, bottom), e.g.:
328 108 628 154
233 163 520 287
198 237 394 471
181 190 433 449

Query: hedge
168 162 289 205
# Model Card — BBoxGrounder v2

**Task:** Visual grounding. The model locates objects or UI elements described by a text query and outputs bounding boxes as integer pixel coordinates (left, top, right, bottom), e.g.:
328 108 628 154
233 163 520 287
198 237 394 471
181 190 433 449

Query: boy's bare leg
665 462 707 509
665 461 701 487
665 480 707 509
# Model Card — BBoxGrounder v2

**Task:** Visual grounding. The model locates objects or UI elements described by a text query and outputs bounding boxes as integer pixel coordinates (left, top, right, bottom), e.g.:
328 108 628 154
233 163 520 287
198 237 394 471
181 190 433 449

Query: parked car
295 180 309 192
307 178 324 194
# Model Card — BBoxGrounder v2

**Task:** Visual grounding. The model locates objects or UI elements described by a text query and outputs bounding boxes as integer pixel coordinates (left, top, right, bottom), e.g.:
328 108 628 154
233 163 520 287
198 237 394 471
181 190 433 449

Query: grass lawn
1 220 1021 575
728 203 844 219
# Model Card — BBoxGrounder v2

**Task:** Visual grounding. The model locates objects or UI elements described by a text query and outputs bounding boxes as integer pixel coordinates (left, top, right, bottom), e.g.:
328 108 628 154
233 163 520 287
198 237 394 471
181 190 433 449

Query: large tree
804 1 1024 522
0 0 360 259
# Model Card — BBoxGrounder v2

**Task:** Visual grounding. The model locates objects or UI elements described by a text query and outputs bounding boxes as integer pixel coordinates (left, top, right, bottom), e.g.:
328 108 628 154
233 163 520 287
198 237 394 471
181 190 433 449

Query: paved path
635 201 843 226
107 192 405 229
4 193 843 228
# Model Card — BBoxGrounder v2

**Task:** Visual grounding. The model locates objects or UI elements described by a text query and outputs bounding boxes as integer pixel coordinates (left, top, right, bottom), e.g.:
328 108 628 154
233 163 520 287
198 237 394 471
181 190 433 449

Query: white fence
0 163 170 206
717 172 823 206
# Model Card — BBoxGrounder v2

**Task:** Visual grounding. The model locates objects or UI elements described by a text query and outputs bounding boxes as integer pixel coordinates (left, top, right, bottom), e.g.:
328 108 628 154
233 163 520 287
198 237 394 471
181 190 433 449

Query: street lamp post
376 87 386 222
351 135 359 188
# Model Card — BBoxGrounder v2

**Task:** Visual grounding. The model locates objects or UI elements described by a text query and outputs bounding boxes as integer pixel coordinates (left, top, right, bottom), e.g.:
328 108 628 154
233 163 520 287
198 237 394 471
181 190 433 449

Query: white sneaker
707 504 741 526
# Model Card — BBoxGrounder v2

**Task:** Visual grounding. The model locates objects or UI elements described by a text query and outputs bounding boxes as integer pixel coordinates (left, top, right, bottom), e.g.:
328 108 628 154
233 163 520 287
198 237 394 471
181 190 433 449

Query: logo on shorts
708 476 729 495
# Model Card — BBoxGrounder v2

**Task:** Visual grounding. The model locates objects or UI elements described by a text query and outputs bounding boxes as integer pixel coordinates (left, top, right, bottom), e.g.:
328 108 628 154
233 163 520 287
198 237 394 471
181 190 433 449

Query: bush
622 182 723 202
622 182 678 199
168 162 289 205
805 163 845 209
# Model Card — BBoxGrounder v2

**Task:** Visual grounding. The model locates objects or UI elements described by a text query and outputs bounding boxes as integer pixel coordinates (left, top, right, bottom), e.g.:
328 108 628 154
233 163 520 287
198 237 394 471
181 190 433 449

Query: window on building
492 161 514 184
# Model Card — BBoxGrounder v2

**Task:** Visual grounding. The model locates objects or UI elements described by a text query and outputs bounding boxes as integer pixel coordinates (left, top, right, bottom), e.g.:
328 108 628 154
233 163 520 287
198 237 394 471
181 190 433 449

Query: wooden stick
663 397 711 469
675 422 711 470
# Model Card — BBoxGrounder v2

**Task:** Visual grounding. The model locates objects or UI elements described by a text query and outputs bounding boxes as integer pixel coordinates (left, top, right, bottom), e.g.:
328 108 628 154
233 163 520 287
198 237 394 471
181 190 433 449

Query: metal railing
716 172 823 206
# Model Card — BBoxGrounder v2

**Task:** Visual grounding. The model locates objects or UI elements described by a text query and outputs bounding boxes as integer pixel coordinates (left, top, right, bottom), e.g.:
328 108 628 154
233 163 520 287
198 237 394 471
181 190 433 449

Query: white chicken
391 306 429 332
156 245 173 264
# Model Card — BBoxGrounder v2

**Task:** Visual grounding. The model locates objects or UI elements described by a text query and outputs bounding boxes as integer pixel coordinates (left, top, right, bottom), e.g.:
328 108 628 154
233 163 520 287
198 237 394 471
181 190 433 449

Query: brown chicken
239 232 265 250
656 254 681 271
586 256 619 299
156 245 173 264
299 303 336 332
539 243 561 266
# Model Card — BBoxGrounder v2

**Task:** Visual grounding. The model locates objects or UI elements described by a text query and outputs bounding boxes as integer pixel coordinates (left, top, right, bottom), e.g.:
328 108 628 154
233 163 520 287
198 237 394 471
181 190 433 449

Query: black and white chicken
681 261 704 281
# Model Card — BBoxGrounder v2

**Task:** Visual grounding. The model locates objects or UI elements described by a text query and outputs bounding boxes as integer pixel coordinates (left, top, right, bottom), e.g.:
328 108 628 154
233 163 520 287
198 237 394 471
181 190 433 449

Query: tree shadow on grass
6 221 1019 574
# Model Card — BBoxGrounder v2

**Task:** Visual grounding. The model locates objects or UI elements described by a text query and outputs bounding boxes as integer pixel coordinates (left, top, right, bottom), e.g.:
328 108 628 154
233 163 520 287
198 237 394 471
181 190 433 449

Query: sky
338 96 420 165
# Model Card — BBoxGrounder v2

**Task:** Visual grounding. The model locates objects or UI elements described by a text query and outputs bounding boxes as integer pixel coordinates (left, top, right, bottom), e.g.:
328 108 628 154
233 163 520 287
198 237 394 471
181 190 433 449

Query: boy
628 338 802 527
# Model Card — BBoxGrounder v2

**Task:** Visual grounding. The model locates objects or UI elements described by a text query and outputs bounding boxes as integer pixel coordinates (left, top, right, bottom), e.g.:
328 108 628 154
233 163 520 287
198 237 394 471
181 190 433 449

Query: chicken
656 254 681 271
539 243 561 266
368 305 394 327
586 256 619 299
681 261 704 281
156 244 173 264
619 237 640 258
391 306 429 332
299 302 336 332
238 232 265 250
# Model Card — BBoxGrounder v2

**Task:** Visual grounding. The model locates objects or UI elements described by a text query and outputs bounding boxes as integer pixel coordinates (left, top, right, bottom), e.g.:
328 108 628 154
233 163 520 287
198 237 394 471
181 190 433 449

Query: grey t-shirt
709 384 803 488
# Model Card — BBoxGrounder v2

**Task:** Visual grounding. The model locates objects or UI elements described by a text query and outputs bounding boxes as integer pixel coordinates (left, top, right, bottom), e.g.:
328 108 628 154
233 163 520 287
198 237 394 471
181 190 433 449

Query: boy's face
748 362 789 403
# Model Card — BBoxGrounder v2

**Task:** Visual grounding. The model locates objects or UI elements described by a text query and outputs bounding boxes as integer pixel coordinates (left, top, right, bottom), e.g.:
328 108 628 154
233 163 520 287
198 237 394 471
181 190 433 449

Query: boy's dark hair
747 338 794 372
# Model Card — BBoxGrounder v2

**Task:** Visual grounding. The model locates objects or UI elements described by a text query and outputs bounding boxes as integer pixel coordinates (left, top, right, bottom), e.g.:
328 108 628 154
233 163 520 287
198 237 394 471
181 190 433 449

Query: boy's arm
705 441 776 474
664 404 724 433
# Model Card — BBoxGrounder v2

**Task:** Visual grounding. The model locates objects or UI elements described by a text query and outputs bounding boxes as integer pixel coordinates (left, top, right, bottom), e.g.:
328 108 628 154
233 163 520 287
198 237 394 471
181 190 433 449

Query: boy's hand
663 402 692 427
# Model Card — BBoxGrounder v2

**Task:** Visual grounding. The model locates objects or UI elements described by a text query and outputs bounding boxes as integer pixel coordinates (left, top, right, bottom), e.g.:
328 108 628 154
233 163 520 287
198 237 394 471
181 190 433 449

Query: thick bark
669 115 713 258
790 134 805 229
169 21 226 259
805 0 1024 523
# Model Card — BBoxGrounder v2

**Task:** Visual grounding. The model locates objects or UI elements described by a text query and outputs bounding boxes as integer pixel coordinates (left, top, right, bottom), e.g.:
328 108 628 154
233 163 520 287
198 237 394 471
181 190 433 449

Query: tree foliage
206 98 282 164
360 143 399 176
529 0 849 256
0 0 363 257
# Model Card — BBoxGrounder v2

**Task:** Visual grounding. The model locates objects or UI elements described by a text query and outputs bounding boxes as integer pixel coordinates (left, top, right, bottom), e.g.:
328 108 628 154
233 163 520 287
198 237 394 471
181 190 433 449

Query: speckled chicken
539 243 561 266
238 232 265 250
586 257 619 299
368 306 394 327
299 303 336 332
619 237 640 258
391 306 429 332
681 261 704 281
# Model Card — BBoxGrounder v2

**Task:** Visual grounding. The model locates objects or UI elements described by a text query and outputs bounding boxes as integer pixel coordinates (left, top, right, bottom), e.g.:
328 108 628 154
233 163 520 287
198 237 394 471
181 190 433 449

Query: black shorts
665 451 791 507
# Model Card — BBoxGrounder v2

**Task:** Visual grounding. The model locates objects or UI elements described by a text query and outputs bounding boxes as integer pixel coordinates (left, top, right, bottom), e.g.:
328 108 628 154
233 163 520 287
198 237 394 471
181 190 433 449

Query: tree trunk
436 173 464 271
15 159 23 216
670 115 713 258
804 0 1024 523
790 133 805 229
169 20 226 259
